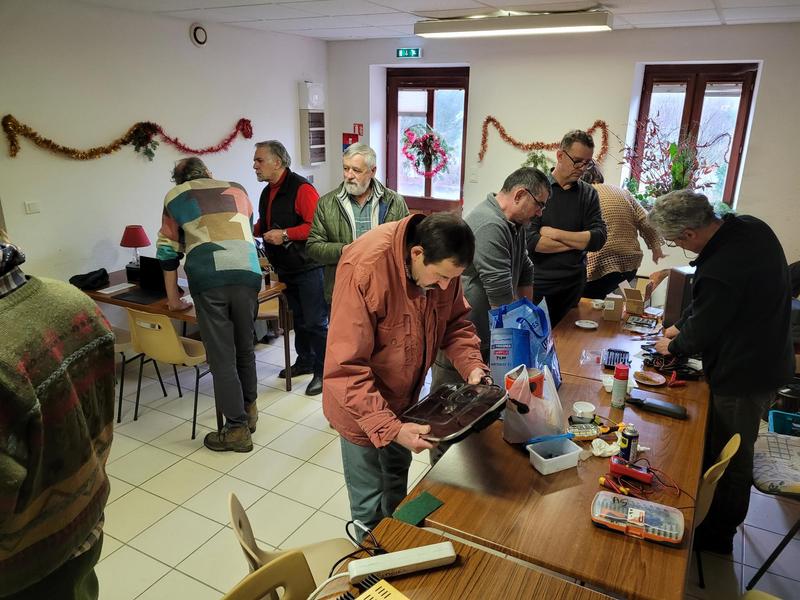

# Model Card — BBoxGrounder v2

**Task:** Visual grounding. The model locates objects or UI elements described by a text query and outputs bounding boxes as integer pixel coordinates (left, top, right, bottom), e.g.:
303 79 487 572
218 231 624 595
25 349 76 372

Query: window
387 68 469 213
633 63 757 205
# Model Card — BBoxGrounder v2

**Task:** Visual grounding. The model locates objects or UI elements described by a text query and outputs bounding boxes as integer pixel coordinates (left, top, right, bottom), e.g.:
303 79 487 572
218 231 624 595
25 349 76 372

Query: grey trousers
340 437 412 533
193 285 259 427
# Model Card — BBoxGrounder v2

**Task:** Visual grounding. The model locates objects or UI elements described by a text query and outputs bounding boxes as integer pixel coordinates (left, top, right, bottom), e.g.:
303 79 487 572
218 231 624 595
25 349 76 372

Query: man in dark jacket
253 140 326 396
651 190 794 555
528 130 607 326
307 143 409 304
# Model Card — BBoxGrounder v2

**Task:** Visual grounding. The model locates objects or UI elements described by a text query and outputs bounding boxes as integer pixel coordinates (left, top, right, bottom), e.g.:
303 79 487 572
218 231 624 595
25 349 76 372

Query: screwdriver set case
590 491 684 546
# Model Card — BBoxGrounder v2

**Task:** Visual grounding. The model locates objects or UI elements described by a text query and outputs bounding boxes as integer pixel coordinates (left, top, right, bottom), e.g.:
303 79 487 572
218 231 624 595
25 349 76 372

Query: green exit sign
396 47 422 59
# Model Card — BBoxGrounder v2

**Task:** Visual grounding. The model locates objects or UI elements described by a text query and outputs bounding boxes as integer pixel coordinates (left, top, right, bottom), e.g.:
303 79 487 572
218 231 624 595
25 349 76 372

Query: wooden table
86 269 293 391
329 519 612 599
409 350 710 598
555 300 708 404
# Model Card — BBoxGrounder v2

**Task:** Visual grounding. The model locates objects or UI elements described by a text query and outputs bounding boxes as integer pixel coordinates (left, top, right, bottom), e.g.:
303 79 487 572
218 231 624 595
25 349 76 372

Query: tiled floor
98 339 800 599
97 340 432 599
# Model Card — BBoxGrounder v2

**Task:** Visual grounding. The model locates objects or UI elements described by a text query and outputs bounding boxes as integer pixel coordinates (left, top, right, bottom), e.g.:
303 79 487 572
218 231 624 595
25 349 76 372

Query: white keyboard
96 282 136 295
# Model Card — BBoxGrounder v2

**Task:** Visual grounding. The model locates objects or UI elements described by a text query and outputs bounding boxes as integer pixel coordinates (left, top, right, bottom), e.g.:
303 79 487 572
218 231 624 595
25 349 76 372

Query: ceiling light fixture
414 10 612 39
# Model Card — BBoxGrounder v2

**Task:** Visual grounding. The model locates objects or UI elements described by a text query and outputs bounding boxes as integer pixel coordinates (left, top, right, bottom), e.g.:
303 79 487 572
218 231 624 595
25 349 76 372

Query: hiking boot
246 402 258 433
204 424 253 453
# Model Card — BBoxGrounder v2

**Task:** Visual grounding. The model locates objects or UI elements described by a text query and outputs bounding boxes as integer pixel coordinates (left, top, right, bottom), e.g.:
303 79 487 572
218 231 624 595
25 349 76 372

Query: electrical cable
306 572 349 600
328 520 387 578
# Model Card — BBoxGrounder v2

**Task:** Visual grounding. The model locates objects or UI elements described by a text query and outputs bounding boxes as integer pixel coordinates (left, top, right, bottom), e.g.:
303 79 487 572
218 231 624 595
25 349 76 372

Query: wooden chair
222 551 315 600
694 433 741 588
126 308 212 438
229 493 355 592
112 326 166 423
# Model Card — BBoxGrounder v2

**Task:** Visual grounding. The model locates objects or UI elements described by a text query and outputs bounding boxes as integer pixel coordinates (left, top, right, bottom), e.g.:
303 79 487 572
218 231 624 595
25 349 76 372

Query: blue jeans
281 268 328 376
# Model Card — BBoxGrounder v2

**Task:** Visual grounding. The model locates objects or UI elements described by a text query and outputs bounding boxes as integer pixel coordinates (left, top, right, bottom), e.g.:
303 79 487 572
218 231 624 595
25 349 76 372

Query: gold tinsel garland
478 116 610 164
1 115 160 160
1 115 254 161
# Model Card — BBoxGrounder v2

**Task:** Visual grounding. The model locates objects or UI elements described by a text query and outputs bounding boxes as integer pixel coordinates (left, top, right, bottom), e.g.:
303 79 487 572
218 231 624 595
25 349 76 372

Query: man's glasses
562 149 594 169
664 239 681 248
525 189 547 210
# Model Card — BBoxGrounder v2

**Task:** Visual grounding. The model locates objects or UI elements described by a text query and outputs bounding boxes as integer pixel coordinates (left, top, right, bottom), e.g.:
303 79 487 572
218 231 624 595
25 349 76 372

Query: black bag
69 268 110 291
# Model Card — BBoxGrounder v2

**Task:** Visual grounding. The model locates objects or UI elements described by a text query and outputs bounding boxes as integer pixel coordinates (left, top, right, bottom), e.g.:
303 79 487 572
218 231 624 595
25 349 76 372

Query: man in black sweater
651 190 794 555
528 130 607 326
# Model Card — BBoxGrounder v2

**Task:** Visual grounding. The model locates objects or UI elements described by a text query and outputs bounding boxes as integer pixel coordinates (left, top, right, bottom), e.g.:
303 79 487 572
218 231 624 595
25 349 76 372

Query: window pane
398 89 427 113
695 82 742 204
431 89 465 200
397 113 427 197
638 82 686 195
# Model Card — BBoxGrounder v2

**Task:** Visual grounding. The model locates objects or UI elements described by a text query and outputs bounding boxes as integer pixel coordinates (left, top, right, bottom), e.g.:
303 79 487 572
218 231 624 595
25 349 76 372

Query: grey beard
344 180 370 196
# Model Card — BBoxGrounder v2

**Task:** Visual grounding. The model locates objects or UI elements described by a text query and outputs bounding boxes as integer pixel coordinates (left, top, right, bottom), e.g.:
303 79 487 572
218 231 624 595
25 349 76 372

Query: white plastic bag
503 365 564 444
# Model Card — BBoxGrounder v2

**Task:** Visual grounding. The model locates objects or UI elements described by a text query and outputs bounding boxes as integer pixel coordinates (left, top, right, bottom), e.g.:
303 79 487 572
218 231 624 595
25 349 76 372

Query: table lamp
120 225 151 282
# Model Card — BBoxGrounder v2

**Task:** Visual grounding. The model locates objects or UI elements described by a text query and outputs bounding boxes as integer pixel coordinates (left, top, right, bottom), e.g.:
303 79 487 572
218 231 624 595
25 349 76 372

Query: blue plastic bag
488 298 562 389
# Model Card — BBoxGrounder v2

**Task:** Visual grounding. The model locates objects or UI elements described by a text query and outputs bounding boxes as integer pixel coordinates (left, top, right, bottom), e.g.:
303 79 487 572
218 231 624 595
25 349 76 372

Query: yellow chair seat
181 337 207 366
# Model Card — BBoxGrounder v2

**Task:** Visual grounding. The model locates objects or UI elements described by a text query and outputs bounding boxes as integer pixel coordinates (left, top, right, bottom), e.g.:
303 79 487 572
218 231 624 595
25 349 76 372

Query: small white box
526 438 582 475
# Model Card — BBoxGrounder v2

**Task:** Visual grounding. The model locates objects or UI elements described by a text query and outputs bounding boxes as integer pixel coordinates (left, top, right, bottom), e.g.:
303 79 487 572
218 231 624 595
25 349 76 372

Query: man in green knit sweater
0 230 116 599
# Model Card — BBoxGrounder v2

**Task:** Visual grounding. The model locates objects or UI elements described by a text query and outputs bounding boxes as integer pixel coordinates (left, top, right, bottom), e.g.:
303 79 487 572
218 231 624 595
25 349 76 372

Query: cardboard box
622 287 645 315
603 294 624 321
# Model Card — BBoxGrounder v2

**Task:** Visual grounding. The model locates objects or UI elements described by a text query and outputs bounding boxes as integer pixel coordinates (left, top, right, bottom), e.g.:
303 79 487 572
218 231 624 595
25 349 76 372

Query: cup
505 367 545 398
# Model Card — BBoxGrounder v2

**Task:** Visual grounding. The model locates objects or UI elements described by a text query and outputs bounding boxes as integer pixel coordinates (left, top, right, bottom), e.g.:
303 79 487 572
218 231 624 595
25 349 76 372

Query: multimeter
609 456 654 484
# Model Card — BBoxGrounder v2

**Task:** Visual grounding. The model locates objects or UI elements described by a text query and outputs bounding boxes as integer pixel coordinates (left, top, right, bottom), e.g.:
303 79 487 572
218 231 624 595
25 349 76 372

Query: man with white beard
307 143 409 305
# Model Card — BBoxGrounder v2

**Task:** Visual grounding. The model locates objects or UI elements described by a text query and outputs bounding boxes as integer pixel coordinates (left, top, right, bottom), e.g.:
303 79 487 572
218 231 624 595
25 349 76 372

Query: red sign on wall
353 123 364 136
343 132 359 151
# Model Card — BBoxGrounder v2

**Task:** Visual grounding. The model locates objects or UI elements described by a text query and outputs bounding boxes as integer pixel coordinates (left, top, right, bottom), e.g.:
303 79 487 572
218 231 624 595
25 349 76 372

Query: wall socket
24 201 41 215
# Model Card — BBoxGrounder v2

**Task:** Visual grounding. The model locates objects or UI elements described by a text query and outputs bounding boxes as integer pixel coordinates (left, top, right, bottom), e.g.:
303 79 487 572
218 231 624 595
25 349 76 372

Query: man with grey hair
158 156 262 452
651 189 793 555
528 130 607 326
307 142 409 304
432 166 551 389
253 140 327 396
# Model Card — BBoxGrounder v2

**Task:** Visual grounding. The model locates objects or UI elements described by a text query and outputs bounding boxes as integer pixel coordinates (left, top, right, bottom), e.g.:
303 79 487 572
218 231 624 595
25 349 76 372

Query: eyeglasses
664 239 681 248
562 149 594 169
525 189 547 210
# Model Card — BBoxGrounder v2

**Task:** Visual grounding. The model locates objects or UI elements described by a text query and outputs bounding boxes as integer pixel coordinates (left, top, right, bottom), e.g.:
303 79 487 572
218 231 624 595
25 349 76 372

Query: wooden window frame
634 63 757 205
387 67 469 213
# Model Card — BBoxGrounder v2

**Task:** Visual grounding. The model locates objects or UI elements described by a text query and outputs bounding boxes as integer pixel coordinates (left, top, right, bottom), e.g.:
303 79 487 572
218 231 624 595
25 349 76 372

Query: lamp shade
120 225 151 248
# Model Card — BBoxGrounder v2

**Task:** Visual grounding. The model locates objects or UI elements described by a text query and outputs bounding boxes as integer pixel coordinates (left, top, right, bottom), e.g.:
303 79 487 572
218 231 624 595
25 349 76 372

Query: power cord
327 520 386 578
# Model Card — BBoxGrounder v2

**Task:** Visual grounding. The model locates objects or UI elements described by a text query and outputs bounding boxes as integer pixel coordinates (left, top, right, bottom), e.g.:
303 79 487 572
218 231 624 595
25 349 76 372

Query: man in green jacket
307 143 409 304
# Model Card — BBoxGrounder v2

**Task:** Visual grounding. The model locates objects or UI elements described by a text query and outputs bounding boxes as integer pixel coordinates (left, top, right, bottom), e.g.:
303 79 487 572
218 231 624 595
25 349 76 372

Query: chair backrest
126 308 190 365
230 492 275 572
695 433 741 527
222 551 316 600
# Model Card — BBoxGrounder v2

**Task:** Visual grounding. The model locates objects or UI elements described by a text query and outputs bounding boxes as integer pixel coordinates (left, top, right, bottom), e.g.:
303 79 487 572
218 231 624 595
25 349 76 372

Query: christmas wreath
401 124 452 178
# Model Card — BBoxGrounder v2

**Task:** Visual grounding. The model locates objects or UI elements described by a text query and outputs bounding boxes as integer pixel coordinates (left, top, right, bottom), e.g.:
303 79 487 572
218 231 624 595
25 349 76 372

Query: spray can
611 363 629 409
619 424 640 462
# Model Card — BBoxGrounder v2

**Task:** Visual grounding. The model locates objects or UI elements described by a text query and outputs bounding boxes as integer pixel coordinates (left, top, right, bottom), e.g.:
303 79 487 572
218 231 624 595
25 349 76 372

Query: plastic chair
112 326 167 423
229 493 355 589
126 308 211 438
693 433 741 588
222 551 315 600
745 429 800 591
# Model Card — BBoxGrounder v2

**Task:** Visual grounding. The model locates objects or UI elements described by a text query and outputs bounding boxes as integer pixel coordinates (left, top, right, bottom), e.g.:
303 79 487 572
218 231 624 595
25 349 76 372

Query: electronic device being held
591 491 685 546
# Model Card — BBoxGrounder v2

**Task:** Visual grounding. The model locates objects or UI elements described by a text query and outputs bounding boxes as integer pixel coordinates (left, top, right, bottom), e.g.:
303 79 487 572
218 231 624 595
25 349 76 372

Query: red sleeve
253 220 262 237
286 183 319 241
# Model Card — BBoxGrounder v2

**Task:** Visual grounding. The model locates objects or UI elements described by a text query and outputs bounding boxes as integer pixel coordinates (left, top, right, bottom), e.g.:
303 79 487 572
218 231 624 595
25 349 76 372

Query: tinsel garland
478 116 609 164
1 115 253 161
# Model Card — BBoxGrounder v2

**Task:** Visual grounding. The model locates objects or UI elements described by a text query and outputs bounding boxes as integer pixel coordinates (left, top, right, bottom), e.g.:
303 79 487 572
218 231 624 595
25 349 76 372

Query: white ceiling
79 0 800 40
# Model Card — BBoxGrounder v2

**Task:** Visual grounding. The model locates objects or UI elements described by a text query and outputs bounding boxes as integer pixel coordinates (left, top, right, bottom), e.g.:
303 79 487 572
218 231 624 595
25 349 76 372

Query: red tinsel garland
478 116 609 164
156 118 253 155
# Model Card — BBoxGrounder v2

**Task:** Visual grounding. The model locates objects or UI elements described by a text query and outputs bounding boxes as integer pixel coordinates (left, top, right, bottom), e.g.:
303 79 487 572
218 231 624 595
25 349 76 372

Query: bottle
619 424 640 461
611 363 629 409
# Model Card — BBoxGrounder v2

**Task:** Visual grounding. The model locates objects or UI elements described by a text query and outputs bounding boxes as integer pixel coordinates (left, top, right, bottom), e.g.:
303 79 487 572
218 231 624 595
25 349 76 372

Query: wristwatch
281 230 289 243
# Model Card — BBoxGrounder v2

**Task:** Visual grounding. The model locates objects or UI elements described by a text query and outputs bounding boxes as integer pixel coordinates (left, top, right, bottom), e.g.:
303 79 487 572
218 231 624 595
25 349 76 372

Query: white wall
0 0 328 278
327 24 800 273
